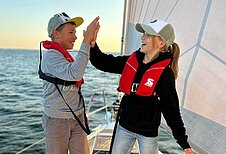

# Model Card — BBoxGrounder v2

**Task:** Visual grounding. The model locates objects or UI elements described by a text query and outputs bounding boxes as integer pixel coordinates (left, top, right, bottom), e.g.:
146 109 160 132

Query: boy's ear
52 29 60 39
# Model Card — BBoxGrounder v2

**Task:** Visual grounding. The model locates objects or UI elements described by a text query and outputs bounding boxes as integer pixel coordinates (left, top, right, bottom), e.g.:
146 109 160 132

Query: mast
120 0 127 55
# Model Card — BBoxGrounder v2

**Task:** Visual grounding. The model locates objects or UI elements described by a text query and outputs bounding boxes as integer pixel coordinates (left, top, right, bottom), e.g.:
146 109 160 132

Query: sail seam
200 45 226 65
181 0 213 107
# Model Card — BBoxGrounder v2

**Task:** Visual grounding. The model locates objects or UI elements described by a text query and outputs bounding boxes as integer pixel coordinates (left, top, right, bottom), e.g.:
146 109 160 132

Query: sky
0 0 124 52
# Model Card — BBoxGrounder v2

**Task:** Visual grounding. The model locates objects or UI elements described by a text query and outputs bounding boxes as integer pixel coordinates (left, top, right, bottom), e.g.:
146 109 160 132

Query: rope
16 138 45 154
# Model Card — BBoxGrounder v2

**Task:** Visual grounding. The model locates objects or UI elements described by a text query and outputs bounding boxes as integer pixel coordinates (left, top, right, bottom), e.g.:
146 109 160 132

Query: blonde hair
168 43 180 79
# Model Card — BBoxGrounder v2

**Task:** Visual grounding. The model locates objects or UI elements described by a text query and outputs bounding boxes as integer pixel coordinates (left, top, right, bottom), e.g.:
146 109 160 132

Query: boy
39 12 99 154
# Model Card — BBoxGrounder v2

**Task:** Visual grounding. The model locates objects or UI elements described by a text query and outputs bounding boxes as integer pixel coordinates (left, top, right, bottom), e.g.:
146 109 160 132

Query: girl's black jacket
90 44 190 149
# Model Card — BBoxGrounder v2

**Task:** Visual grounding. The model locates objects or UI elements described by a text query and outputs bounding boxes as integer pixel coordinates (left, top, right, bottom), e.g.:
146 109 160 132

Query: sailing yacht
16 0 226 153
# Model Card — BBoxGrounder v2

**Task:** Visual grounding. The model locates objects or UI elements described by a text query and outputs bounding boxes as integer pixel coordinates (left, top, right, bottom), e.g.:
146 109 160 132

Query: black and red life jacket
118 51 171 96
38 41 91 135
39 40 84 87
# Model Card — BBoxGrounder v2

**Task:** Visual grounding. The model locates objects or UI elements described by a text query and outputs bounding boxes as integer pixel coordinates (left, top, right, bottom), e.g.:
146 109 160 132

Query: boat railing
15 88 117 154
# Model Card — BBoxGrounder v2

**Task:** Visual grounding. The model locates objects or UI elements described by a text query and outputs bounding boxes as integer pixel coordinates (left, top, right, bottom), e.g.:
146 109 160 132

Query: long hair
168 42 180 79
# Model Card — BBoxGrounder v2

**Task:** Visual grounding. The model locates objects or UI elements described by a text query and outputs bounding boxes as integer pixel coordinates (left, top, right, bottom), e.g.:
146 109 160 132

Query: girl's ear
158 39 166 50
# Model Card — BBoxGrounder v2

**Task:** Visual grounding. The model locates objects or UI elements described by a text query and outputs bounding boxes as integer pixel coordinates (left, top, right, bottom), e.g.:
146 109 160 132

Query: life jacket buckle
131 83 139 93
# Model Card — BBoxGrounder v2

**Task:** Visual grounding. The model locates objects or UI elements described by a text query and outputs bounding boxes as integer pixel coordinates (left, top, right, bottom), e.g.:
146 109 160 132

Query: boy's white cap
136 19 175 48
48 12 84 37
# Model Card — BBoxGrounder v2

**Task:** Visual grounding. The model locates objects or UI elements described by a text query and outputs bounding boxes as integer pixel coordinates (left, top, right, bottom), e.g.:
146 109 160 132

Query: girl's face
140 33 165 54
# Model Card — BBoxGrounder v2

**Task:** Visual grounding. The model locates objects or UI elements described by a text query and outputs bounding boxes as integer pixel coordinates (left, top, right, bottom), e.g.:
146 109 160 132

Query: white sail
121 0 226 153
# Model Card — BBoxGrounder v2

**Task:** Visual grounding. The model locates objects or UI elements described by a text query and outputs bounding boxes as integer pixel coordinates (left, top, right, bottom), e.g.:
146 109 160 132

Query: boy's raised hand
83 16 100 46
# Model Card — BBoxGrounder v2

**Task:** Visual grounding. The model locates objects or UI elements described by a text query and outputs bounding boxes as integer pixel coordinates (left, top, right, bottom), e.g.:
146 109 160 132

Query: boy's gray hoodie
41 42 90 119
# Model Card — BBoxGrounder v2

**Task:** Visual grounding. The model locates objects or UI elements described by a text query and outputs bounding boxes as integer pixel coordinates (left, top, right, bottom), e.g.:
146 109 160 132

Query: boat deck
88 122 139 154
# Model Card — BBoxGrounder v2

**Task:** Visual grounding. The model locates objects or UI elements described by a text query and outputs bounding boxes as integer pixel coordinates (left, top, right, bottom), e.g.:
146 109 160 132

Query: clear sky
0 0 124 52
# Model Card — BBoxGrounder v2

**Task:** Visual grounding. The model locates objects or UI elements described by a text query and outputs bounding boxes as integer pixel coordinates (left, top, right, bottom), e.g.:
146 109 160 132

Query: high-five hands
90 19 100 47
83 16 100 46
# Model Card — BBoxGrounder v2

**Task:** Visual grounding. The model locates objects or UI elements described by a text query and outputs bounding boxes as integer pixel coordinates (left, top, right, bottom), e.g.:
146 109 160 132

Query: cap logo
150 20 157 23
57 12 71 22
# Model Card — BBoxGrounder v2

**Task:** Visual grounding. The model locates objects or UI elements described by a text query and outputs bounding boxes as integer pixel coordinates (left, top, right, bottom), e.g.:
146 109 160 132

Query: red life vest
42 40 84 87
118 52 171 96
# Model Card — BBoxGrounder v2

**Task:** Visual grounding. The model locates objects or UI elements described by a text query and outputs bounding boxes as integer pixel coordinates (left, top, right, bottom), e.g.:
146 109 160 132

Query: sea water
0 49 184 154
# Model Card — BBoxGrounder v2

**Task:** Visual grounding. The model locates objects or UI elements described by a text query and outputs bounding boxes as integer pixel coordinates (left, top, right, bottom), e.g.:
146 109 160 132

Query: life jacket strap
38 69 75 86
54 83 91 135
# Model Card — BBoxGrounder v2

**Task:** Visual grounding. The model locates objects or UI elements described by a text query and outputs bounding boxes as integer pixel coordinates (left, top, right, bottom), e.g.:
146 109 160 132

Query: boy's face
55 23 77 50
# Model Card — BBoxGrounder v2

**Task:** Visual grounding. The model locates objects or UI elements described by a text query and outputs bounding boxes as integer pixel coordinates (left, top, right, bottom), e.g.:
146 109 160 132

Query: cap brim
135 23 159 37
66 17 84 27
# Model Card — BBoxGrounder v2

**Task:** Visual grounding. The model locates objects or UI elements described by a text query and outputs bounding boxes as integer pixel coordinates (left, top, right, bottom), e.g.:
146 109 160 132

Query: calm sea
0 49 184 154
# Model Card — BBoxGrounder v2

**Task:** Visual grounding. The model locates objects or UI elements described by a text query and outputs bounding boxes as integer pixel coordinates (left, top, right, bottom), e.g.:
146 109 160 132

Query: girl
90 19 193 154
